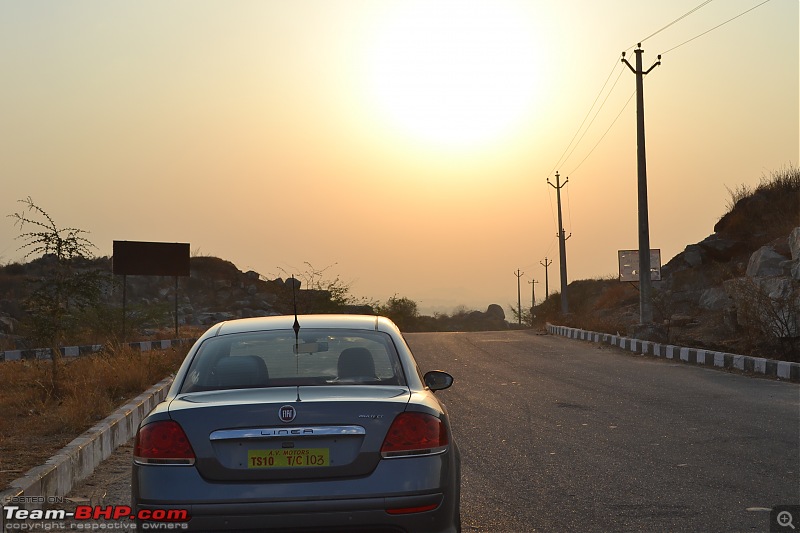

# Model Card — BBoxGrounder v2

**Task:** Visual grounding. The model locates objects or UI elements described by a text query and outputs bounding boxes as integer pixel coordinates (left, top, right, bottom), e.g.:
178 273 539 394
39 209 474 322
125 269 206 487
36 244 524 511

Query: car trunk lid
167 385 410 481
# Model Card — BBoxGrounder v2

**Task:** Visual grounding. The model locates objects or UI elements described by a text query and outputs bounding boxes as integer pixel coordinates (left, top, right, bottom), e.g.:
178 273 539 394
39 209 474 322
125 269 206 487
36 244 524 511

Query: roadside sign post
112 241 190 341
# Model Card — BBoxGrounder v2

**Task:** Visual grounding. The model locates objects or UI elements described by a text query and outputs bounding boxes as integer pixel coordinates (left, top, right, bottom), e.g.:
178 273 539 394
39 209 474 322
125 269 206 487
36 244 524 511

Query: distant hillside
0 254 507 348
0 255 361 347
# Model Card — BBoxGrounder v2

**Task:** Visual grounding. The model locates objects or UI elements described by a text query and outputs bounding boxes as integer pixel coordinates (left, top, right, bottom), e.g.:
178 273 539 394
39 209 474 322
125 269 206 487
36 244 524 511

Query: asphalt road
62 330 799 532
407 330 799 532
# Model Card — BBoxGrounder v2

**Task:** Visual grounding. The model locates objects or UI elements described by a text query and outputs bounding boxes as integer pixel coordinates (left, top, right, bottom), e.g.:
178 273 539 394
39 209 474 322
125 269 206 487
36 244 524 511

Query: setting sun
364 1 545 149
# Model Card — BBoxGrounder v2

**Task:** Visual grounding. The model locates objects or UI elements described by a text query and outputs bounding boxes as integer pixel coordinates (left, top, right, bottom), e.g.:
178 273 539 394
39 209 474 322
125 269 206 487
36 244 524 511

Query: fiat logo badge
279 405 296 423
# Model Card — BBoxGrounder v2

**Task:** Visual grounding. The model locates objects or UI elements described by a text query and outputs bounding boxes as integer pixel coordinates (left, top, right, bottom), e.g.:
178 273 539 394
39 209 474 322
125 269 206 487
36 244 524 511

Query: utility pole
528 278 539 308
528 278 539 328
514 269 524 325
540 258 552 303
622 44 660 325
547 172 570 315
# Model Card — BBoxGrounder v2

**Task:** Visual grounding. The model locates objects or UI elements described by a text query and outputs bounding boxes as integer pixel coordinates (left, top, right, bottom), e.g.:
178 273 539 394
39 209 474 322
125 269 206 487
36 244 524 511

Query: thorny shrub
727 277 800 361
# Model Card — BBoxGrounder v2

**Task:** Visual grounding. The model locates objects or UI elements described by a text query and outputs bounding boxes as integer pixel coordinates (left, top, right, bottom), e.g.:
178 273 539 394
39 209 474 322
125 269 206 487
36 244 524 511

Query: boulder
699 287 732 311
698 235 746 262
214 279 233 290
0 316 16 334
790 227 800 261
669 315 694 327
746 246 790 277
485 304 505 321
682 244 706 268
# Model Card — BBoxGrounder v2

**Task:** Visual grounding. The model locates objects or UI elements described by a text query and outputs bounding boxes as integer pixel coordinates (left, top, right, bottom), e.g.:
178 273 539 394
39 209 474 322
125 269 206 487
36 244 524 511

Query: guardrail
547 323 800 382
0 338 199 362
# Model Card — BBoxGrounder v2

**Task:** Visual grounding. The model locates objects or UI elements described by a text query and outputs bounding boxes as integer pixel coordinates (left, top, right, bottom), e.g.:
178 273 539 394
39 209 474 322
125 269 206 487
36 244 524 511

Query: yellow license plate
248 448 330 468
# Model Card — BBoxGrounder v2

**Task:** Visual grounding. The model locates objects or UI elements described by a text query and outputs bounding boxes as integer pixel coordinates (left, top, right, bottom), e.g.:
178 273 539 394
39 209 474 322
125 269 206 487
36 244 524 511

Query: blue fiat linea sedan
132 314 461 532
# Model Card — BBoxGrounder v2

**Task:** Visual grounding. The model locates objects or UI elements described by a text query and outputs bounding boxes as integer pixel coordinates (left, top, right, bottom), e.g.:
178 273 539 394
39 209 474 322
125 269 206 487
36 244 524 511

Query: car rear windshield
179 329 407 393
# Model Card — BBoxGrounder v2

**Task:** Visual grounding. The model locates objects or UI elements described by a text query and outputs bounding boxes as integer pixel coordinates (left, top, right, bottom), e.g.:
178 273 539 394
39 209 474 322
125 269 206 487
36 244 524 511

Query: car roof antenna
291 274 300 340
291 275 302 402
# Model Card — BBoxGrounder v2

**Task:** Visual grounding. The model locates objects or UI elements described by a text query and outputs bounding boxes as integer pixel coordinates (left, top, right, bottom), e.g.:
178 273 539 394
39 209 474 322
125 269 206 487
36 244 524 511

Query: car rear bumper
137 492 454 532
133 452 460 532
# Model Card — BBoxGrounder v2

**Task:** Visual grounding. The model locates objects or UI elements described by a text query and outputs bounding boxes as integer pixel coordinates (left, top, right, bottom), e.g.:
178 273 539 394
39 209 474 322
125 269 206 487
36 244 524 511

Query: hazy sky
1 1 797 314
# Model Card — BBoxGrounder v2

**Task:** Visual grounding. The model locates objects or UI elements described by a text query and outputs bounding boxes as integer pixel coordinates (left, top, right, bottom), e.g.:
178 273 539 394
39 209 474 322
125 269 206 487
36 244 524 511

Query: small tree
9 197 107 398
377 295 419 331
275 262 375 313
729 276 800 360
507 304 532 328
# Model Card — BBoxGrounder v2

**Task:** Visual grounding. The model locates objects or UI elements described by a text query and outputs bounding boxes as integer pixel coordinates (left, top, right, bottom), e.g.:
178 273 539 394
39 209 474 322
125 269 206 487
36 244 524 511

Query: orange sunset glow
0 0 797 313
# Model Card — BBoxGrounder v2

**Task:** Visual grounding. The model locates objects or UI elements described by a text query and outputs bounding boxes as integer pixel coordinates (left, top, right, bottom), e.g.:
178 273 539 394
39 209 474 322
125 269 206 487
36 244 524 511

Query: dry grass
0 344 188 489
719 165 800 245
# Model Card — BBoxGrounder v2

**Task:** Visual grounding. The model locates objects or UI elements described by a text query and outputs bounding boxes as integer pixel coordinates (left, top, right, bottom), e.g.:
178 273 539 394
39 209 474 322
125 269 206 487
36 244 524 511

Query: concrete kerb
546 323 800 382
0 376 173 511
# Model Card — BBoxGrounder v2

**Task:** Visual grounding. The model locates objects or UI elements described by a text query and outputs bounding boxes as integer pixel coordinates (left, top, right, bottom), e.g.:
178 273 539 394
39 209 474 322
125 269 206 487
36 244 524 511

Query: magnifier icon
778 510 796 530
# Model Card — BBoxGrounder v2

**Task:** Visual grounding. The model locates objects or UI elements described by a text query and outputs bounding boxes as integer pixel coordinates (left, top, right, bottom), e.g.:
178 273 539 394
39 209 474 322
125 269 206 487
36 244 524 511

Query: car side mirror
423 370 454 391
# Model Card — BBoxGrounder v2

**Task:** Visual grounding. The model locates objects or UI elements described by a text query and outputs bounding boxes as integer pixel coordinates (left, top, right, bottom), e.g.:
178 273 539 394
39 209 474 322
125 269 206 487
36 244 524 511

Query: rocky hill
0 255 363 343
546 167 799 362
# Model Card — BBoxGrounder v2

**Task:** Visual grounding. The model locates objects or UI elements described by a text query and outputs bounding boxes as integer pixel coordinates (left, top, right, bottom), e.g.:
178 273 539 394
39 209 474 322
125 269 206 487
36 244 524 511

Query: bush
727 277 800 361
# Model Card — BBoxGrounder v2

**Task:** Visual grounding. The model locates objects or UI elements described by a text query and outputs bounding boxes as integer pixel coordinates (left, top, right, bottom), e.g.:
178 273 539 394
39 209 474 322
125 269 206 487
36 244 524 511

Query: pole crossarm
621 44 661 75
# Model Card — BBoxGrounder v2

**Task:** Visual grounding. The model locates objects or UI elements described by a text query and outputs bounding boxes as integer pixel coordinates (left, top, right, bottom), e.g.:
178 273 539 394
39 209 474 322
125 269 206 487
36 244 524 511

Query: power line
638 0 717 45
547 57 622 178
547 180 558 232
547 0 775 187
561 0 773 179
559 65 627 172
566 89 636 176
529 235 557 268
549 0 775 184
542 58 623 242
566 180 573 235
661 0 774 55
534 0 775 270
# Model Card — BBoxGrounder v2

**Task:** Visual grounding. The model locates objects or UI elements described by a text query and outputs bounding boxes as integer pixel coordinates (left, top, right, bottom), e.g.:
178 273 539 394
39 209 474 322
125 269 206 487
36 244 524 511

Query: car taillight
381 412 449 458
134 420 195 465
